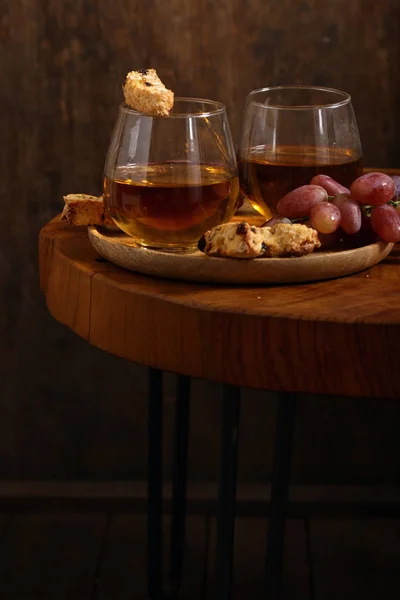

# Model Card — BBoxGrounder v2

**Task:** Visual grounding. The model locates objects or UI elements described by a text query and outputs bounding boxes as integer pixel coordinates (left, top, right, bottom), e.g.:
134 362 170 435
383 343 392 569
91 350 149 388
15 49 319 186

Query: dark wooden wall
1 0 400 481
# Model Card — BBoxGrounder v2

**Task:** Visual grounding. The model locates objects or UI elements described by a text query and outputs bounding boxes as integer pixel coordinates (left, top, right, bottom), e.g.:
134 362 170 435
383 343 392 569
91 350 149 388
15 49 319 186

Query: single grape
310 174 350 196
261 216 291 227
350 172 395 206
391 175 400 202
370 204 400 243
332 193 362 234
310 202 341 234
277 185 328 219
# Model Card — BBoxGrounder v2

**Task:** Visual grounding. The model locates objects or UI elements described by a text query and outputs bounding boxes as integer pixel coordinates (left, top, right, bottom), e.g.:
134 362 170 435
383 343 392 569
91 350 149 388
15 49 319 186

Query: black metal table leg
168 375 191 597
215 385 241 600
148 368 164 600
264 392 297 600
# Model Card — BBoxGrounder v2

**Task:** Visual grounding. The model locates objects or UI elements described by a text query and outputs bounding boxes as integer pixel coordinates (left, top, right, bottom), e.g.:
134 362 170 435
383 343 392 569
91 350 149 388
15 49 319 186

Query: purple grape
391 175 400 202
310 202 341 234
371 204 400 243
277 185 328 219
350 172 395 206
310 174 350 195
332 193 362 235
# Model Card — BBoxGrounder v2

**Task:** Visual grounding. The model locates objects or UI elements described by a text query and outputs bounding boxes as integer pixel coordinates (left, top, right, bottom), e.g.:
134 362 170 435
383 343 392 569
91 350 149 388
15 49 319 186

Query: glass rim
120 97 226 119
247 85 351 110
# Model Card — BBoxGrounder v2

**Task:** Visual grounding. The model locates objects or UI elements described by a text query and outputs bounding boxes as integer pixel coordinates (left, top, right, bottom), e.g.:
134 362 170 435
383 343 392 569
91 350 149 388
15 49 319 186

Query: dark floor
0 511 399 599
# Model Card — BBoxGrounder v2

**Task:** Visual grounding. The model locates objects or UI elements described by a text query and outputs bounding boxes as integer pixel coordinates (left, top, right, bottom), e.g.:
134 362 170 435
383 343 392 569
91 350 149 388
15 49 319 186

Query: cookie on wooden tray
203 221 267 258
61 194 114 227
264 222 321 257
202 221 321 259
123 68 174 117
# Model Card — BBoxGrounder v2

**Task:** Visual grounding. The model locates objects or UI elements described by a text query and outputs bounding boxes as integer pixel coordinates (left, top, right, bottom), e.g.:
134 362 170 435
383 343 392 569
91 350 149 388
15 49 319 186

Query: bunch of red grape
274 173 400 245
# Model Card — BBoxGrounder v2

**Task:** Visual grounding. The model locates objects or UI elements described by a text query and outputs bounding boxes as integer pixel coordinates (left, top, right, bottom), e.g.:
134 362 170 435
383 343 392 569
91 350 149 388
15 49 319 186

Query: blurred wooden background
0 0 400 482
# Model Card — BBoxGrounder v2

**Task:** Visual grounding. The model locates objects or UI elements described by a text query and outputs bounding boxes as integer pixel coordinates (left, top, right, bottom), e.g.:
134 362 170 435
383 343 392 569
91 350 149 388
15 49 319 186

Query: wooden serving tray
88 222 393 285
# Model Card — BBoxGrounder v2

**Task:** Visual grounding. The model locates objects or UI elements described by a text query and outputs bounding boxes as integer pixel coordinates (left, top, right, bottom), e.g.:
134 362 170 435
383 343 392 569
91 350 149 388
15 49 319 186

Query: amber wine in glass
238 86 363 218
104 99 239 252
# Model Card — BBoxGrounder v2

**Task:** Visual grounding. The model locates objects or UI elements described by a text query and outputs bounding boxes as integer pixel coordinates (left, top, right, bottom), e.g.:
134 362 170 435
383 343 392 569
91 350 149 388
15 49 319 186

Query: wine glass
238 86 363 218
103 98 239 253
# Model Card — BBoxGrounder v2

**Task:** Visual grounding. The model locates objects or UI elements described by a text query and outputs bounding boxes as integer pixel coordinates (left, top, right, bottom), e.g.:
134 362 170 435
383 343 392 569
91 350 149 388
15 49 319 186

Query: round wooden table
39 214 400 600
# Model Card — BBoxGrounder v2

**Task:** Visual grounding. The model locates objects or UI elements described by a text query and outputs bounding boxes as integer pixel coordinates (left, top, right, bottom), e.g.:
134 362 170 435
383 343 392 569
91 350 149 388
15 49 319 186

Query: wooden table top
39 215 400 399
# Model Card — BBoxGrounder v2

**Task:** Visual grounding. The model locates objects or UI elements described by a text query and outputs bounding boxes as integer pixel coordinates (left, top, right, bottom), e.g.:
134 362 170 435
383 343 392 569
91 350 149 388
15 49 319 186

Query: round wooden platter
88 222 394 285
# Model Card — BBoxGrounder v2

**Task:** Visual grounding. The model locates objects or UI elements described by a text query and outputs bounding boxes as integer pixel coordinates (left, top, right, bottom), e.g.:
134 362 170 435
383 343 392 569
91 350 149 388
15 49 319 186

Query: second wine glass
238 86 363 218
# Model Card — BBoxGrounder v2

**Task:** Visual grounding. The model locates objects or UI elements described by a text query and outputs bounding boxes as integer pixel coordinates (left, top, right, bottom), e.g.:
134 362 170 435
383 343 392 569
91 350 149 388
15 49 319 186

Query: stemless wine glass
103 98 239 253
238 86 363 218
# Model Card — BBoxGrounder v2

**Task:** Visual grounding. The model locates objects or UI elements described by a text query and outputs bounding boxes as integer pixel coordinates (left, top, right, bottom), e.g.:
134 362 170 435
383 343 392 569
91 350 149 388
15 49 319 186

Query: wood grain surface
2 0 400 478
40 216 400 399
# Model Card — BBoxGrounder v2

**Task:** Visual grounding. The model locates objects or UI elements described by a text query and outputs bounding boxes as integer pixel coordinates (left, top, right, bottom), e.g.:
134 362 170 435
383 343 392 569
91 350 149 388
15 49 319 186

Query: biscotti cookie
61 194 115 227
123 68 174 116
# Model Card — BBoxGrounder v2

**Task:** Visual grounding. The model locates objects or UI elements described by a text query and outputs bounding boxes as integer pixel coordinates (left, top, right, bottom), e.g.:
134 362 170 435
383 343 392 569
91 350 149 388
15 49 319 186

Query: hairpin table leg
215 385 241 600
147 368 164 600
168 375 191 597
264 392 297 600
